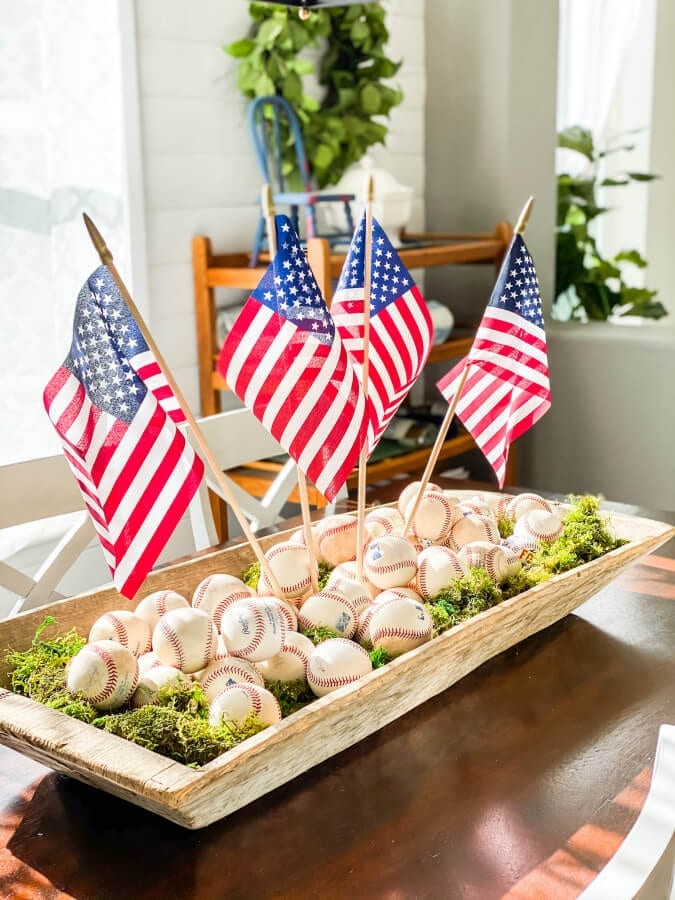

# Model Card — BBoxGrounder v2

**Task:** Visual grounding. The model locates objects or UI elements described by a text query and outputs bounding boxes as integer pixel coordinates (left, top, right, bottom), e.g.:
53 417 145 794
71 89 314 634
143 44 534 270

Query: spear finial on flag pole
402 196 539 537
82 213 284 596
260 186 320 594
355 174 375 582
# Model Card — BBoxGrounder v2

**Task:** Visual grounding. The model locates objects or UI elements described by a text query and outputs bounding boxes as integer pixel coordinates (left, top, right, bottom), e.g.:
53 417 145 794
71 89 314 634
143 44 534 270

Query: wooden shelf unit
192 222 515 492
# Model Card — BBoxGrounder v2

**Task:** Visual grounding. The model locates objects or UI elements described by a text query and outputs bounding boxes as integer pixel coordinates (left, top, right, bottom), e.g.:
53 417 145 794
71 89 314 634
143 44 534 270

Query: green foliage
369 646 391 668
497 514 514 539
225 3 403 187
6 616 85 696
241 560 261 590
266 678 315 716
555 126 666 320
301 625 340 645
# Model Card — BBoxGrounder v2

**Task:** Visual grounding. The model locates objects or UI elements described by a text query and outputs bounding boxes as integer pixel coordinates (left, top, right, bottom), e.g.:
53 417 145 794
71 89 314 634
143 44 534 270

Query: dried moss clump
369 647 391 668
266 679 315 716
497 514 514 539
301 625 340 645
95 707 266 767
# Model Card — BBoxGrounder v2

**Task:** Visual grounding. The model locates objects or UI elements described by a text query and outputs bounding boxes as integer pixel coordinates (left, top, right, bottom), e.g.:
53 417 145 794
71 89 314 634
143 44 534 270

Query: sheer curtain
0 1 136 465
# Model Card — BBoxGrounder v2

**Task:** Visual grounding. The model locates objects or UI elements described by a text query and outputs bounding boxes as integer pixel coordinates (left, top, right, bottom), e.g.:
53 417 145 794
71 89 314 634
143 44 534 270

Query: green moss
531 495 626 573
433 568 503 612
155 680 210 718
500 565 551 599
95 707 266 767
497 514 515 539
5 616 86 697
301 625 340 645
317 562 333 590
266 678 315 716
241 561 261 590
369 647 391 668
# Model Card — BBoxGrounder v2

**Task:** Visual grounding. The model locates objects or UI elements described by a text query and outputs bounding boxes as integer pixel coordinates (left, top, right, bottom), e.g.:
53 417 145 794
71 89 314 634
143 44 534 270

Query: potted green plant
225 2 403 189
554 125 666 321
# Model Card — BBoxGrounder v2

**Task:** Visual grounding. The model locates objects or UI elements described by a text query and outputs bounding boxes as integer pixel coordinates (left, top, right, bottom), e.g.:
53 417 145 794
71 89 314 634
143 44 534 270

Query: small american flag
437 234 551 487
43 266 204 599
218 215 366 502
331 214 433 452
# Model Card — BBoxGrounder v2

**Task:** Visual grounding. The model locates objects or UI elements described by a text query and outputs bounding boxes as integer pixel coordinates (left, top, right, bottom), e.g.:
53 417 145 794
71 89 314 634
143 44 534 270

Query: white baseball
220 599 286 662
505 535 539 554
88 610 152 658
481 493 511 519
258 541 313 600
513 509 563 544
66 640 138 711
131 666 191 708
458 541 510 583
404 491 459 543
152 607 217 674
364 506 404 539
307 638 373 697
458 499 493 518
327 562 379 599
324 576 373 615
397 481 441 517
354 605 377 646
363 536 418 590
315 515 358 567
288 525 324 563
369 597 433 657
208 683 282 727
501 547 523 578
134 590 190 631
197 657 264 702
416 545 466 600
446 514 500 550
262 597 298 632
374 587 423 604
256 631 315 683
191 574 255 629
297 590 358 639
138 651 163 675
506 492 552 521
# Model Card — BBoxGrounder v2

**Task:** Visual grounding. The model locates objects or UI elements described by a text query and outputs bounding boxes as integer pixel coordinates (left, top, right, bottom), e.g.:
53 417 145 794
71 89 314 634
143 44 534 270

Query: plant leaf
224 38 255 58
614 249 648 268
626 171 660 182
558 126 595 161
600 177 630 187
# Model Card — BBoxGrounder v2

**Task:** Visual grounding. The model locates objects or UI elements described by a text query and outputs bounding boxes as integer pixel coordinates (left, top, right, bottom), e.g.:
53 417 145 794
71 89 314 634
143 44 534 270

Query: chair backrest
184 408 299 551
0 454 96 617
247 95 313 194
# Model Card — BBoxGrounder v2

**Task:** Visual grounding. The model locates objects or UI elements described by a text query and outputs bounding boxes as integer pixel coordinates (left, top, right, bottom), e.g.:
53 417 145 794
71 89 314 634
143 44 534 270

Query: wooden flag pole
82 213 284 597
261 186 319 593
356 175 375 582
402 195 536 538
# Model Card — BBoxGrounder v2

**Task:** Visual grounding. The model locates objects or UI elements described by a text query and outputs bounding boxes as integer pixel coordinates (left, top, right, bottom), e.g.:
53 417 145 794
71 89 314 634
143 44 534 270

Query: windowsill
546 317 675 347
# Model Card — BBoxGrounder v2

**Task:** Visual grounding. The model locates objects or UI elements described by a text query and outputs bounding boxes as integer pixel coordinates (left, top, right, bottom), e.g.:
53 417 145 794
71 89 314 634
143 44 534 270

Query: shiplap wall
135 0 426 413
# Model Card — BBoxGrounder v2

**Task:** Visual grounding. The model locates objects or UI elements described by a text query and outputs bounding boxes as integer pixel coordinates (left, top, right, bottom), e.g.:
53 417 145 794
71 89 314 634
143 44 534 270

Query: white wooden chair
185 408 347 551
0 455 97 618
580 724 675 900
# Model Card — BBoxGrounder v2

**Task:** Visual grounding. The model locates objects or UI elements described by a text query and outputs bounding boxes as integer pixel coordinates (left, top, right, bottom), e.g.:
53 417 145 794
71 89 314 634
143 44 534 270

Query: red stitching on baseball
366 559 416 574
273 600 298 631
193 576 215 609
372 625 432 642
204 620 214 667
159 619 185 670
236 683 263 715
105 612 128 647
87 644 120 705
317 520 356 543
202 660 260 691
230 602 267 657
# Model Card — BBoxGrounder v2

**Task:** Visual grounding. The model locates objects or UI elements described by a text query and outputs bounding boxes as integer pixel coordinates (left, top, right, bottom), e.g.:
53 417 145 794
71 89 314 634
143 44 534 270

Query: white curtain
0 1 132 465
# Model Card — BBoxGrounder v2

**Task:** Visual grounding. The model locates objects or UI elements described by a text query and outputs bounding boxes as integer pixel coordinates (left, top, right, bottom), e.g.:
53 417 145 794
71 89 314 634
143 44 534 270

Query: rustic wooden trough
0 506 672 829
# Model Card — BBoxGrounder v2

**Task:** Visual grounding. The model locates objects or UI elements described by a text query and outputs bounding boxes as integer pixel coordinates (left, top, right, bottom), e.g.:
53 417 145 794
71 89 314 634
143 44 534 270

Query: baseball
446 514 500 550
458 541 510 583
501 546 523 578
315 515 358 567
363 535 418 590
191 574 255 630
327 562 379 599
416 545 466 600
364 506 404 539
88 610 152 658
208 683 282 727
506 492 552 521
131 666 191 708
220 598 286 662
397 481 441 517
297 590 358 639
374 587 423 604
307 638 373 697
505 534 539 554
134 590 190 631
354 605 377 646
197 657 264 702
66 640 138 711
458 499 493 518
137 651 163 675
288 524 323 562
369 597 433 657
257 541 313 600
324 576 373 614
513 509 563 544
481 492 511 519
152 607 217 674
264 597 298 632
404 490 459 542
256 631 315 683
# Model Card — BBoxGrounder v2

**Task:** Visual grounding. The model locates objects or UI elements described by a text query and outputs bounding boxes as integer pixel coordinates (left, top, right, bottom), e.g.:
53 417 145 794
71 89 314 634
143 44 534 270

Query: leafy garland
225 2 403 188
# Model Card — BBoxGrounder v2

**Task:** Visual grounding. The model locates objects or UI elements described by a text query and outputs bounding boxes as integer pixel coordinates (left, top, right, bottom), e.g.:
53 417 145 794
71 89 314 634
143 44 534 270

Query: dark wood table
1 486 674 900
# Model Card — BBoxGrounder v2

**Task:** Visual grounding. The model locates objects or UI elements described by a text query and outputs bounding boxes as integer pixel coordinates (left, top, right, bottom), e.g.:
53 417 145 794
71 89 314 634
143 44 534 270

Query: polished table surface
1 484 674 900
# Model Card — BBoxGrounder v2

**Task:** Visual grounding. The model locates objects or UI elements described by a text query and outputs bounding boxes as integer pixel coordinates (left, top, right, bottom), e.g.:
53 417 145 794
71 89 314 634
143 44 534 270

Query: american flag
437 234 551 487
43 266 204 599
331 214 433 452
217 215 366 502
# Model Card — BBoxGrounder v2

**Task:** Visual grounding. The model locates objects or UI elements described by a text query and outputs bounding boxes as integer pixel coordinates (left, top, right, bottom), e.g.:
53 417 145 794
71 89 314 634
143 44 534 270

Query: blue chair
248 95 355 265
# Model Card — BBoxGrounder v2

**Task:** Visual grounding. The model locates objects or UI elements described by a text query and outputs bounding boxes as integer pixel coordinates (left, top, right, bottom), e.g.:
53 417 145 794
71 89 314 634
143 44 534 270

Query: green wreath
225 2 403 188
